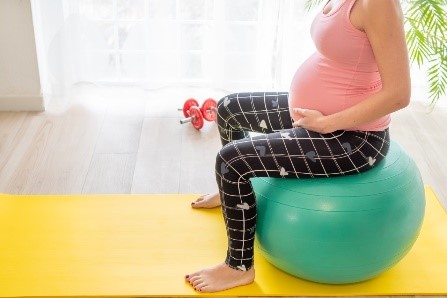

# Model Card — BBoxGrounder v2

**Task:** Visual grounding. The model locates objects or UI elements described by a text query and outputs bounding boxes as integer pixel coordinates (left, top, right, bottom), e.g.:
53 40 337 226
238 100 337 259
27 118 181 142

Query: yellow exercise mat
0 186 446 297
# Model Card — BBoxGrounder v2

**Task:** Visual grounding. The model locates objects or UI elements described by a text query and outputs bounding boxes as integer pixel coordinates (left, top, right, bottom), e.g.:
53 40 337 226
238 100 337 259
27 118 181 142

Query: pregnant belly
288 53 382 122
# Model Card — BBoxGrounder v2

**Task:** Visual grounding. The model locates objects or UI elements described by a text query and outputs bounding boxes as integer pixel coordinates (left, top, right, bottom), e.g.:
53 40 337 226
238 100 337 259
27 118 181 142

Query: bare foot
185 263 255 293
191 192 221 209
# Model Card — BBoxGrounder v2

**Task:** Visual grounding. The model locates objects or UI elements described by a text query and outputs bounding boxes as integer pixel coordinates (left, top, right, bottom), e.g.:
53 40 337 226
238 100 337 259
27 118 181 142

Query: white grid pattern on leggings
215 92 390 270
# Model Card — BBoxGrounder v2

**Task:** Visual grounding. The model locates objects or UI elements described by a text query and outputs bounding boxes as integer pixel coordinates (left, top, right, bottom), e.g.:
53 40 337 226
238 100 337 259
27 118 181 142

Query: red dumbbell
178 98 199 118
179 105 204 130
200 98 217 122
179 98 204 130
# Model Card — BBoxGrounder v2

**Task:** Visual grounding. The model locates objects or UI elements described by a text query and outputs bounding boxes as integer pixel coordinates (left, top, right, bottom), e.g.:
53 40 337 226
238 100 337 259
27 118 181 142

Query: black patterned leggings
215 92 390 271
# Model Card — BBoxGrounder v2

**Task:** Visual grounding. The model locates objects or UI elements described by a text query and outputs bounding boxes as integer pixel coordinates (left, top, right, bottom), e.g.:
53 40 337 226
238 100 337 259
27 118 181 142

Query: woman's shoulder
351 0 404 31
355 0 403 18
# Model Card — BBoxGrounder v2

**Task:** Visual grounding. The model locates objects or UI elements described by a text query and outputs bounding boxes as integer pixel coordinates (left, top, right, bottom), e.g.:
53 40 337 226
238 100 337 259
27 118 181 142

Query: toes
186 271 201 282
191 193 221 209
191 196 205 207
197 285 211 293
190 276 203 286
194 281 207 292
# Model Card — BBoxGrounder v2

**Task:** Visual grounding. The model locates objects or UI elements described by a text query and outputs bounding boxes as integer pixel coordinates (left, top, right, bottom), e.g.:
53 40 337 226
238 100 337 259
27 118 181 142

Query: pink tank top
288 0 390 131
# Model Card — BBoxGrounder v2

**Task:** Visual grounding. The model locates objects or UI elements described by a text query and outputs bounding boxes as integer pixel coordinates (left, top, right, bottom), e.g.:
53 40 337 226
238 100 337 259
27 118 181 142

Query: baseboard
0 94 45 111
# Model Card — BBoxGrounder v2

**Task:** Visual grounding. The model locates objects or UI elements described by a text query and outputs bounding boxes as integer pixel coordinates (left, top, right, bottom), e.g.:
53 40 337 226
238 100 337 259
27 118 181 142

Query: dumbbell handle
179 117 193 124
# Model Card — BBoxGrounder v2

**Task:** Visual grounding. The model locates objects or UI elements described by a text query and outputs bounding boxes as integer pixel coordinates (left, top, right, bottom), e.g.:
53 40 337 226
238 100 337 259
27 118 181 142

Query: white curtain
31 0 317 104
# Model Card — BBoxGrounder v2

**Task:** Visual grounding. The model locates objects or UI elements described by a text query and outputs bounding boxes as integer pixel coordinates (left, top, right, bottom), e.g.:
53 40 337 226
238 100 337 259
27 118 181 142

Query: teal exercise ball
251 142 425 284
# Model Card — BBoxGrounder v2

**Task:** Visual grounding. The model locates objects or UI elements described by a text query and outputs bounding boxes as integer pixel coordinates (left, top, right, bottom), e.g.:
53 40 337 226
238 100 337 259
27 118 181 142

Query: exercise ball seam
253 167 415 197
256 180 421 212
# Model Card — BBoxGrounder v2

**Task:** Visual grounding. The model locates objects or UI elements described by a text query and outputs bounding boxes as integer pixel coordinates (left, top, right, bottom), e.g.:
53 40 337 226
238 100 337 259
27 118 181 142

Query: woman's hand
292 108 334 134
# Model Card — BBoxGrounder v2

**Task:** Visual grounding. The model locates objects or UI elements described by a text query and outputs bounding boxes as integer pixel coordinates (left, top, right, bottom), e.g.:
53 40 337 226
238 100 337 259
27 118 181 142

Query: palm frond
304 0 325 12
427 45 447 107
404 0 447 106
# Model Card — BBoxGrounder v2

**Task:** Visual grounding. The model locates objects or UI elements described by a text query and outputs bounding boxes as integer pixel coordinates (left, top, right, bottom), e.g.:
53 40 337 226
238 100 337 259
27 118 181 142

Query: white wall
0 0 44 111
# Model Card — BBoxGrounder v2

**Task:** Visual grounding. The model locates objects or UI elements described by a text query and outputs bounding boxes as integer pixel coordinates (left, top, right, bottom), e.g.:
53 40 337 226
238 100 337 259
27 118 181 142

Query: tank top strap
323 0 357 21
344 0 358 19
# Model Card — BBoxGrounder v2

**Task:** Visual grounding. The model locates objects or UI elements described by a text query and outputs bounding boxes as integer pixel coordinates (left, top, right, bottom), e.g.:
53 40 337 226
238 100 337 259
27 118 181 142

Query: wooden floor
1 84 445 206
0 84 446 297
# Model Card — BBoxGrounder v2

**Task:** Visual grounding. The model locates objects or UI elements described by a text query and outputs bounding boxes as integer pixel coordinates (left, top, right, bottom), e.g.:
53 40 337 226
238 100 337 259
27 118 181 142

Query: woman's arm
294 0 411 134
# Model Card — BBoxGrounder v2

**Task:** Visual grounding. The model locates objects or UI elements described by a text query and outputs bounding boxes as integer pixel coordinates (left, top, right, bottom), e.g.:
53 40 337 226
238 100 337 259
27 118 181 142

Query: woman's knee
216 93 237 124
215 143 244 182
215 145 231 177
217 93 238 108
215 140 256 183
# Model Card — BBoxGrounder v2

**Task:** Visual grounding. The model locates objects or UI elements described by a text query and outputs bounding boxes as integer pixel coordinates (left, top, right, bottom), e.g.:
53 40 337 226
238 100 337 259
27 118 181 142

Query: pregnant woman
185 0 411 292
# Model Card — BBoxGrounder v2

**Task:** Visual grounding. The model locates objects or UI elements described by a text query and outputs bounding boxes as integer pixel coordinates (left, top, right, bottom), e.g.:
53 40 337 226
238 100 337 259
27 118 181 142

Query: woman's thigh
216 92 293 145
216 128 390 182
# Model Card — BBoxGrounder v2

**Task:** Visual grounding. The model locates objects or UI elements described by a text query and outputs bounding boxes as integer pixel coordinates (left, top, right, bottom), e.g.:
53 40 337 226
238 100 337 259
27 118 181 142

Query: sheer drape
31 0 316 104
